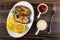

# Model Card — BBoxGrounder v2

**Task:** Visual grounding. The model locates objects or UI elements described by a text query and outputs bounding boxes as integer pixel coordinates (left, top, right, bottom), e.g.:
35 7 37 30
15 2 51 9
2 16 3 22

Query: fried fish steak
14 14 30 24
14 5 31 16
13 5 31 24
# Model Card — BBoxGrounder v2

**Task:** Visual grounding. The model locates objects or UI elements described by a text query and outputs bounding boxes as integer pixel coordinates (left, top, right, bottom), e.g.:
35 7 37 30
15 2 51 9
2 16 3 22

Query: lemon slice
6 15 17 31
6 16 14 31
7 21 14 31
9 15 17 25
14 24 26 34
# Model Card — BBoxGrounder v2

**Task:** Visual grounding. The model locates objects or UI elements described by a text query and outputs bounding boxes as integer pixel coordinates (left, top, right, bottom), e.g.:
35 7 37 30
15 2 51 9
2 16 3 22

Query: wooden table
0 0 60 40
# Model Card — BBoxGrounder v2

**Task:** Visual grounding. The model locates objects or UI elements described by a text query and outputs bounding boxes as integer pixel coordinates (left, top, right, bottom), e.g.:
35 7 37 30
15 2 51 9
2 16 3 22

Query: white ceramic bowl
37 3 48 14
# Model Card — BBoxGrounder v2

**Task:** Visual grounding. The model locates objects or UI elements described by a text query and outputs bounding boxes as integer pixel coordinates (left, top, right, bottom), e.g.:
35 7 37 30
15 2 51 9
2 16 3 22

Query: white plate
6 1 34 38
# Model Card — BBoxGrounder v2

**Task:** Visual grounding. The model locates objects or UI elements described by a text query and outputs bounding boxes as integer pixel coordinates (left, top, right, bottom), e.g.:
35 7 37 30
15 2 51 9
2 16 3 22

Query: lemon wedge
7 15 17 31
7 21 14 31
7 16 14 31
9 15 17 25
14 24 26 34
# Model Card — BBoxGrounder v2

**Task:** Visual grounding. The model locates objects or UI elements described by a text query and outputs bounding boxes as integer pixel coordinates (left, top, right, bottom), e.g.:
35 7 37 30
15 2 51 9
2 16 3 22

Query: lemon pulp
14 24 26 34
6 15 17 31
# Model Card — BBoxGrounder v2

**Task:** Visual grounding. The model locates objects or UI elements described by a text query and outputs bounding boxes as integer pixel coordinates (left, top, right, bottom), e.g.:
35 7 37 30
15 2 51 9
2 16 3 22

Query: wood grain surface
0 0 59 40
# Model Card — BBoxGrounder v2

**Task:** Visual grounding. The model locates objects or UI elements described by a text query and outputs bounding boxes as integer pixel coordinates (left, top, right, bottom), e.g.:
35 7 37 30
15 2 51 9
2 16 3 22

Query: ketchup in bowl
39 5 46 12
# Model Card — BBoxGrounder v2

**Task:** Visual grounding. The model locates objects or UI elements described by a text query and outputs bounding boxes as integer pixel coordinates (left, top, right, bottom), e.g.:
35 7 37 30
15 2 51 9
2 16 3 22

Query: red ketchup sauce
39 5 46 12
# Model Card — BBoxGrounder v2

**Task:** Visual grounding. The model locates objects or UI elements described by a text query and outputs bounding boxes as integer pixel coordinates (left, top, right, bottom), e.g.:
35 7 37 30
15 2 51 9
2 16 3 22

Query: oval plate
6 1 34 38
